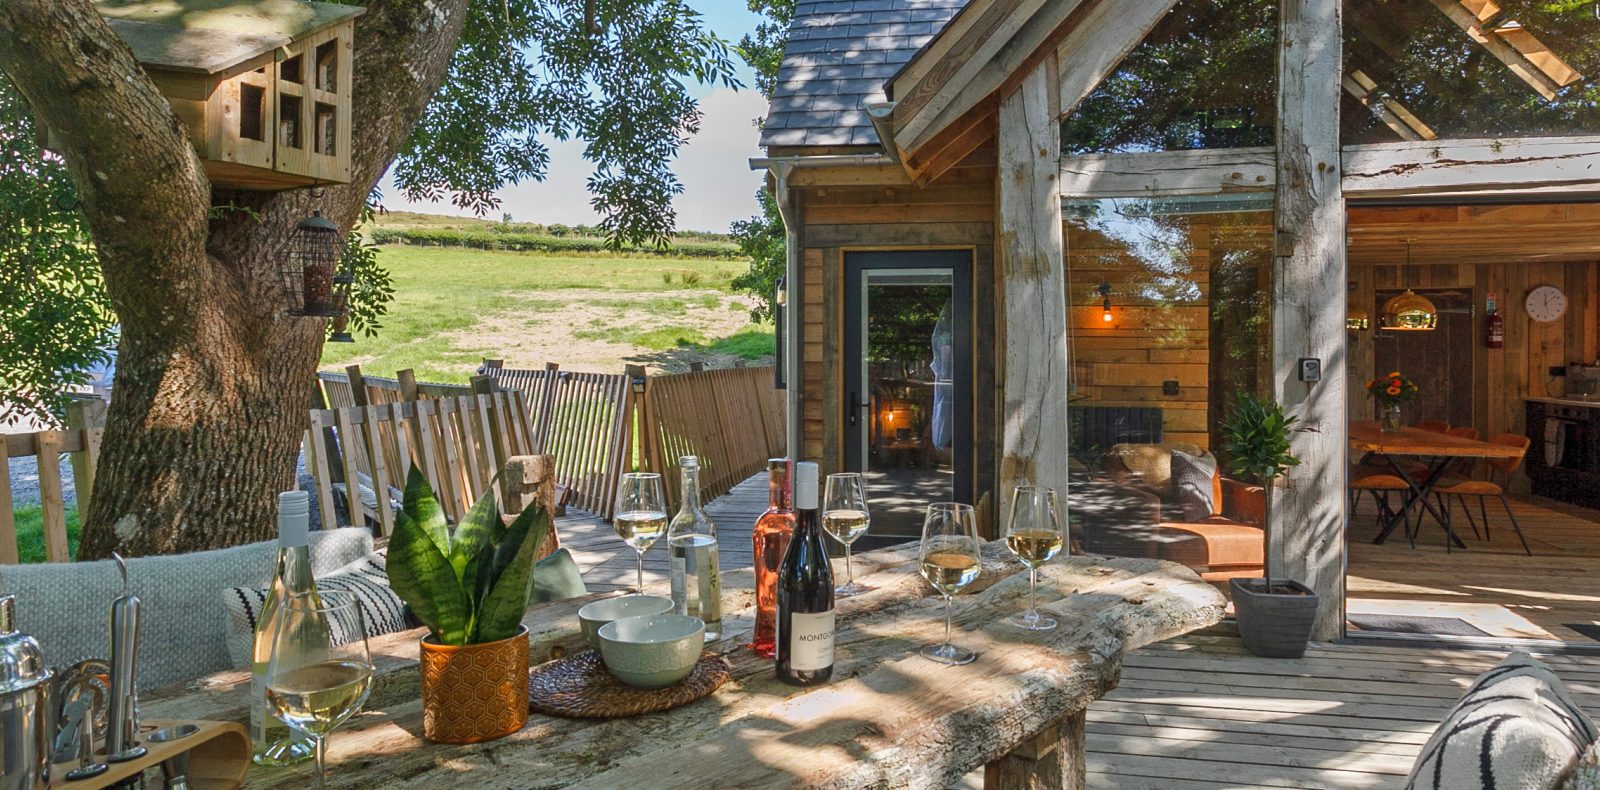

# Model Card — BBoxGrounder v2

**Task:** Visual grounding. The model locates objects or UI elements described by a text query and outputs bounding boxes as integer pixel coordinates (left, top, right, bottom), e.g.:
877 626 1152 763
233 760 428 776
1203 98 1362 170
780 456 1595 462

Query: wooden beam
1426 0 1562 99
905 108 996 187
1059 147 1275 197
1341 69 1435 142
893 0 1098 167
997 57 1070 501
1056 0 1179 120
1342 135 1600 197
1273 0 1346 641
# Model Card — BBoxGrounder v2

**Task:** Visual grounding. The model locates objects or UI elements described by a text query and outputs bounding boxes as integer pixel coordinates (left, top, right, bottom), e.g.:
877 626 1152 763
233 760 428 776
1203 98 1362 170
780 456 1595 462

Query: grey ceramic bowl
579 594 674 651
597 614 705 690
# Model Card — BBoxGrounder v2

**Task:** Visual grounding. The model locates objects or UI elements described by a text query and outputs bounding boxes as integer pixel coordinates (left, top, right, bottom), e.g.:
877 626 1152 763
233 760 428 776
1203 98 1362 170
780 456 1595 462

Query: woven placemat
528 650 731 719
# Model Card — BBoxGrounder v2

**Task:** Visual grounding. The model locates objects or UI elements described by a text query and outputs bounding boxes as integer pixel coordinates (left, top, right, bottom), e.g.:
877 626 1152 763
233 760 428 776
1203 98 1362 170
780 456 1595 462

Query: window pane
1063 195 1273 599
1062 0 1278 155
1343 0 1600 143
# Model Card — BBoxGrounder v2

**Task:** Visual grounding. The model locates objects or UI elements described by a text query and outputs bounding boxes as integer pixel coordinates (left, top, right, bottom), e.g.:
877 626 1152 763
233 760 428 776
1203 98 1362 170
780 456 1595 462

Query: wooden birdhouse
93 0 364 190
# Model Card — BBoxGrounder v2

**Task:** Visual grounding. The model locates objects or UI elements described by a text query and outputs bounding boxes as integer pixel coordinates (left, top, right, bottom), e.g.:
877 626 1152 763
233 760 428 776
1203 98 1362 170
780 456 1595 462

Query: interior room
1345 200 1600 643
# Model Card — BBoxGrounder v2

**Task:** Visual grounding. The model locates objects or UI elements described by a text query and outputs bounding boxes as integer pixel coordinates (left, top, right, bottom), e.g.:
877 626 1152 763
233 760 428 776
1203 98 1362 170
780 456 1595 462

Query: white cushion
1407 652 1597 790
221 549 415 669
0 528 373 689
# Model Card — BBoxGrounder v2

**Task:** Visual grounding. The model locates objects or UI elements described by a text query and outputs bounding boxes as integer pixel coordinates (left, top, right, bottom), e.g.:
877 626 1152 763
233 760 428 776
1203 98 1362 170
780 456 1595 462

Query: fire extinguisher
1486 291 1505 349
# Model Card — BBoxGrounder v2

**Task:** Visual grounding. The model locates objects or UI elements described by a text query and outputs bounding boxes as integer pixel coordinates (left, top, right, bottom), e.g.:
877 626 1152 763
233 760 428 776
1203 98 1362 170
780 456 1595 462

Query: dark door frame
842 249 975 509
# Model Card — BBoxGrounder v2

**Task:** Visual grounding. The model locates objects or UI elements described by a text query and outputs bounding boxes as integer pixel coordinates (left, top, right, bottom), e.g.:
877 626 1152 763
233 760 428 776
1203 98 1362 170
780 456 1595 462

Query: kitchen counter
1527 396 1600 408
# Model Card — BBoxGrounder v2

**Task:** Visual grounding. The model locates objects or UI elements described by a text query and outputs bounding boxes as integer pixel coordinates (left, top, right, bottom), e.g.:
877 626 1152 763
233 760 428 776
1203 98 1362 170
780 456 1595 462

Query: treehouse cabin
758 0 1600 647
92 0 362 190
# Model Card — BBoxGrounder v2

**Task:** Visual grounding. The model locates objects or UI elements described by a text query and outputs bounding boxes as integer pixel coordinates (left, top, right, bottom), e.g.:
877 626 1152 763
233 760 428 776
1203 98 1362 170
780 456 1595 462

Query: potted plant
387 466 550 744
1219 393 1314 658
1366 370 1418 432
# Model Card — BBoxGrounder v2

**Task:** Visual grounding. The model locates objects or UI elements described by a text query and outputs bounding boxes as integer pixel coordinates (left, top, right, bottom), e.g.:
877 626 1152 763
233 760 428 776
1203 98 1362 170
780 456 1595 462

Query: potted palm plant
387 466 550 744
1219 393 1315 658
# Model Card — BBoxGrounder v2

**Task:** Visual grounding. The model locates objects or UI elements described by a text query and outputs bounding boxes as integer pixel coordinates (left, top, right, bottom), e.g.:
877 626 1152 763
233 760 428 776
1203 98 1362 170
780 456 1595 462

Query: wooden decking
1348 491 1600 641
553 475 1600 788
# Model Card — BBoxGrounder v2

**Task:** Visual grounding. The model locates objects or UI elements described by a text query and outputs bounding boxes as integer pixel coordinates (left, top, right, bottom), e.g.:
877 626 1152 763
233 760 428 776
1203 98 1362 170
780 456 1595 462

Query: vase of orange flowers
1367 371 1418 432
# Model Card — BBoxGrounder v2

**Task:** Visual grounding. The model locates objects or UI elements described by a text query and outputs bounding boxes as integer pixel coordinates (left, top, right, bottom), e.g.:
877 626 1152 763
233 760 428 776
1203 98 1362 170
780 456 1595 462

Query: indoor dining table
1348 420 1525 547
142 541 1223 789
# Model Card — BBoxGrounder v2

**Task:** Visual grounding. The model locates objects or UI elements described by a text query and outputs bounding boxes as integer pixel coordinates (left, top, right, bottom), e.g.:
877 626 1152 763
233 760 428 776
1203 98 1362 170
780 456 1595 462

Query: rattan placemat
528 650 731 719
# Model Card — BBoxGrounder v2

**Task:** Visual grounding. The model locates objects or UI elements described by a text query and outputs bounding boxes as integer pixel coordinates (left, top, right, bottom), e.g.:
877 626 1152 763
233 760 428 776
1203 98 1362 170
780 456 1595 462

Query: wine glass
823 473 874 597
613 472 668 592
265 590 374 789
919 502 982 665
1005 485 1062 631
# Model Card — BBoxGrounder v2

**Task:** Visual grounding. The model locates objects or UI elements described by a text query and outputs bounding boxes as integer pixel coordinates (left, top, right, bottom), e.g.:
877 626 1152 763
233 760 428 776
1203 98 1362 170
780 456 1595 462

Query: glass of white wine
823 472 874 597
265 590 374 790
613 472 668 592
919 502 981 665
1005 485 1062 631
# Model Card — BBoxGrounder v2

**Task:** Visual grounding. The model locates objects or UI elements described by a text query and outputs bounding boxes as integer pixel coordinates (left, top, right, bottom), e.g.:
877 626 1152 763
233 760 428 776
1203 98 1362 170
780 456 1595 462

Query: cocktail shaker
0 594 52 790
106 554 146 763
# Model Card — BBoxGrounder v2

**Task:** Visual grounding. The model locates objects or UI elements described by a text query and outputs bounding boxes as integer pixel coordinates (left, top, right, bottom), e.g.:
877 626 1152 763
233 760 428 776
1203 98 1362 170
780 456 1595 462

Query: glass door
843 251 972 539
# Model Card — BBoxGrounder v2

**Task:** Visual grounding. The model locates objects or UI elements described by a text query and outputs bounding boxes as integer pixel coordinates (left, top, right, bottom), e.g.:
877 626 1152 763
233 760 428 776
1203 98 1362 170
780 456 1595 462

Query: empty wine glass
823 473 874 597
1005 485 1062 631
919 502 981 665
265 590 374 789
613 472 668 592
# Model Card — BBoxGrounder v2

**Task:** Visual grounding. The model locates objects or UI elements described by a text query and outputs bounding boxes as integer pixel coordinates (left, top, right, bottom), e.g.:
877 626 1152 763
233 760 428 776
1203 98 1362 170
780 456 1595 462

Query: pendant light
1380 240 1438 331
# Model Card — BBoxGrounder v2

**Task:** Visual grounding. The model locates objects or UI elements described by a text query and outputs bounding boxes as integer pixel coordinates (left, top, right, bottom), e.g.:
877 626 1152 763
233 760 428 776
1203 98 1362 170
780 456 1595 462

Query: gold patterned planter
419 626 529 744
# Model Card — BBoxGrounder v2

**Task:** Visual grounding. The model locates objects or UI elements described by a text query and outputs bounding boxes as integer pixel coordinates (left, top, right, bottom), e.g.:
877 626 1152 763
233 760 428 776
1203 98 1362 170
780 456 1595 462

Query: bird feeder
280 211 351 318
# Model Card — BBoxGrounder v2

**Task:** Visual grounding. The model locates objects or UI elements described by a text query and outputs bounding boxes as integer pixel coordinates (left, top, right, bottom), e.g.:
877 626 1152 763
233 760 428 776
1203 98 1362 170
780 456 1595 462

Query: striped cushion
221 550 416 669
1407 653 1597 790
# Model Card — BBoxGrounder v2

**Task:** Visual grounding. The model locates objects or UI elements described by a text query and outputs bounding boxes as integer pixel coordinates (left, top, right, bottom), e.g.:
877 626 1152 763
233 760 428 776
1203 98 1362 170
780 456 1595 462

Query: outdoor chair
1432 433 1534 556
1349 469 1415 547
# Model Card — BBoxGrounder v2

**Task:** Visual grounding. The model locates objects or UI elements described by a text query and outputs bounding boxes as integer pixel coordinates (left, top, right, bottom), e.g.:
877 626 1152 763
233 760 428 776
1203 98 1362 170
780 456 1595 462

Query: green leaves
386 465 547 646
1219 393 1301 486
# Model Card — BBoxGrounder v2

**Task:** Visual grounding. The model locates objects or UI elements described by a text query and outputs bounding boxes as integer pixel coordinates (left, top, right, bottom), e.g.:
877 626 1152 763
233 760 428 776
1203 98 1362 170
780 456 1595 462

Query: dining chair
1419 427 1480 537
1349 468 1416 548
1432 433 1533 556
1414 420 1450 433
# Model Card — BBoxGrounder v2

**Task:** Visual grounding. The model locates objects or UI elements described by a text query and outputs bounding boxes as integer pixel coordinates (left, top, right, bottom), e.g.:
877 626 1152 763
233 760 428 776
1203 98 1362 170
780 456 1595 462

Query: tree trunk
1 0 471 558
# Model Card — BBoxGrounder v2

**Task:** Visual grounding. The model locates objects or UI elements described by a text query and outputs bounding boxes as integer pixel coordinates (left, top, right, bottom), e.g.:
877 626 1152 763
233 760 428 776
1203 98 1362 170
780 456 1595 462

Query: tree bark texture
0 0 472 557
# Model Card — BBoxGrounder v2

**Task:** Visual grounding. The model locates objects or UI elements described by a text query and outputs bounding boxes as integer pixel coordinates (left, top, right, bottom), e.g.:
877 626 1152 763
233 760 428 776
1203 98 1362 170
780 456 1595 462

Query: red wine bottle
776 462 834 685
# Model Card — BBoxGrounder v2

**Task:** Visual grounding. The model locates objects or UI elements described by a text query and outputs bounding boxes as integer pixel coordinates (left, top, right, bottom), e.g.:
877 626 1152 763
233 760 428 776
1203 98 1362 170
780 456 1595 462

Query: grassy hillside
364 211 739 258
322 245 773 382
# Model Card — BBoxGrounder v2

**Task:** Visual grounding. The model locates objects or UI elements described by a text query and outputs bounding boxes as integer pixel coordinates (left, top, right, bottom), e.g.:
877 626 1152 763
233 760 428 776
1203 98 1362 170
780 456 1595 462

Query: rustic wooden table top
1348 421 1524 458
145 542 1223 789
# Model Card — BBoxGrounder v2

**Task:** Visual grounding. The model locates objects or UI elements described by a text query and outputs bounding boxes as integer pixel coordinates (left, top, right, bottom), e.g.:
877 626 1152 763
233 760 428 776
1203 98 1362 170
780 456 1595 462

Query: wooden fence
305 391 534 533
0 400 105 564
317 365 473 408
486 361 786 515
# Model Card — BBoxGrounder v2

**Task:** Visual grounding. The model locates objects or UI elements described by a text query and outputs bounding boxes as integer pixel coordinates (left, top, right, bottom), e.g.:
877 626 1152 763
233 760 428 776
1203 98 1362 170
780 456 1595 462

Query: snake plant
386 465 550 645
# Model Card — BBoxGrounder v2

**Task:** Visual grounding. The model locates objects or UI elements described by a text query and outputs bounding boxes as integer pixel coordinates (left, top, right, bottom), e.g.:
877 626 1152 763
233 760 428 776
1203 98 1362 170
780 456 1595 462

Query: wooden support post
626 364 661 475
0 440 16 564
997 56 1070 507
65 399 106 526
34 432 70 562
501 454 560 559
983 711 1086 790
345 364 369 408
1274 0 1347 639
397 369 420 402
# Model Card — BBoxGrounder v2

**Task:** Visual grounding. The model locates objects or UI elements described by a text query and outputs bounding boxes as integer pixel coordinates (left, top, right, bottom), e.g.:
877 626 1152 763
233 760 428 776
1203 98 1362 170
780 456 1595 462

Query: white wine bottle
251 491 318 766
776 462 834 685
668 456 722 641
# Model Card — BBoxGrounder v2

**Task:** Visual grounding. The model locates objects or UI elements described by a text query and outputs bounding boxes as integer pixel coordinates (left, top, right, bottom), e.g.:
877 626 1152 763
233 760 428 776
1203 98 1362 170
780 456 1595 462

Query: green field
321 245 774 382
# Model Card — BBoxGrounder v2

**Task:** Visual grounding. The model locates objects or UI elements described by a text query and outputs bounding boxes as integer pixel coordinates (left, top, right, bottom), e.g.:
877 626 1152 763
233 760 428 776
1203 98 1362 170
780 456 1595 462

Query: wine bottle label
787 610 835 671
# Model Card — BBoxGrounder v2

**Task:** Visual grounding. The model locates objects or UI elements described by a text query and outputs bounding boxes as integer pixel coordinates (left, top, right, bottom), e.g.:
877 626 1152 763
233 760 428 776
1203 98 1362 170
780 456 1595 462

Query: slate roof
760 0 970 149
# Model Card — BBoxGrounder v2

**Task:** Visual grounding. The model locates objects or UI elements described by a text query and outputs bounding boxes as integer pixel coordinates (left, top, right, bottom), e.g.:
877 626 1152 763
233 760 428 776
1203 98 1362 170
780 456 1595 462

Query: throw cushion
0 527 373 689
222 549 415 669
1172 450 1220 522
532 548 588 604
1406 652 1597 790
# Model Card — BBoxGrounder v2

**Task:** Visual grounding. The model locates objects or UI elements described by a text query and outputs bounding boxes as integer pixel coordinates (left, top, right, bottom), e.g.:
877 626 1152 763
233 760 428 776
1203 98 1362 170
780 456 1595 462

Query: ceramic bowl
578 594 674 651
597 614 705 689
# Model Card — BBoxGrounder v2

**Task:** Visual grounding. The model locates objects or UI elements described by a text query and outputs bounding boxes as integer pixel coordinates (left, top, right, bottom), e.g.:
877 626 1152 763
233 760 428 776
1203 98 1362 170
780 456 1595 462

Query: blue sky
381 3 772 234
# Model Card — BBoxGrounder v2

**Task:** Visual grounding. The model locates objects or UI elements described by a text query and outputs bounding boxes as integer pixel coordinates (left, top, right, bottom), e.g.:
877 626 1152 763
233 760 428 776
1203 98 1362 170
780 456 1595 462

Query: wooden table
1349 421 1524 547
146 542 1222 789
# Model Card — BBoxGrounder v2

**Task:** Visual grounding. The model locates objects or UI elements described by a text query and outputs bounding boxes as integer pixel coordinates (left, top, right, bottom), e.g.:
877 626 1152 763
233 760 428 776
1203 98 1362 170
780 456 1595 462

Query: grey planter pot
1230 578 1319 658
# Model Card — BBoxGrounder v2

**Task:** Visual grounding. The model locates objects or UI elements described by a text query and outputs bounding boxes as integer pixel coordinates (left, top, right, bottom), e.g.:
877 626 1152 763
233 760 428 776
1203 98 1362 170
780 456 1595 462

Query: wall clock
1526 285 1568 323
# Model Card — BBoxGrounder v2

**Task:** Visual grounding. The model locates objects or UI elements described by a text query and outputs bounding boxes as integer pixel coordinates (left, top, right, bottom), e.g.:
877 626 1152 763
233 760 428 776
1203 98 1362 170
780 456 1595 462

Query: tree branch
0 0 211 326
